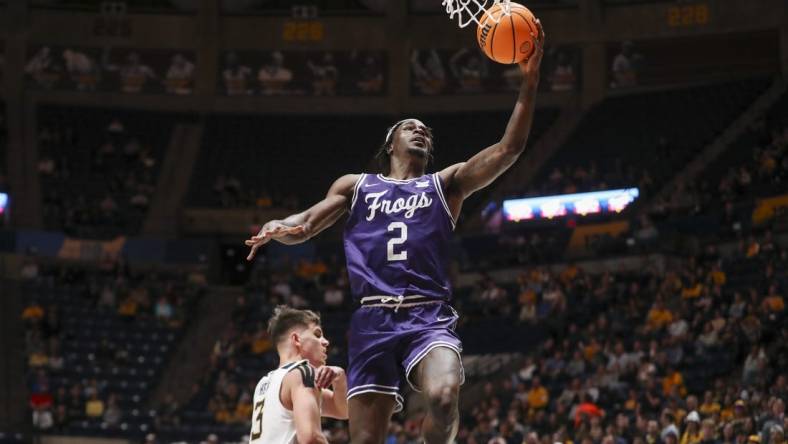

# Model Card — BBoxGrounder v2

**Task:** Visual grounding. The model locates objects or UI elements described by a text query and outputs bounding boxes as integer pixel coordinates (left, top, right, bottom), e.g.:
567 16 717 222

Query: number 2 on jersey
387 222 408 261
251 400 264 440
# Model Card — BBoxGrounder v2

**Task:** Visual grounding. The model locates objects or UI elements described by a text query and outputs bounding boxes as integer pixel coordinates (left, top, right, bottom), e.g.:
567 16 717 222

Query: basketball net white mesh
442 0 512 28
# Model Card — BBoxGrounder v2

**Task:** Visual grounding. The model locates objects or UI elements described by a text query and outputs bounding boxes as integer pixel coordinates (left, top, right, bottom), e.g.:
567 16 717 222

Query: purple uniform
344 173 464 412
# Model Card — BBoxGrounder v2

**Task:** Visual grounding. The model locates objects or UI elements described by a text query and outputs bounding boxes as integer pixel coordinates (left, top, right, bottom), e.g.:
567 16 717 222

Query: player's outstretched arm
245 174 359 260
285 371 329 444
440 20 545 202
315 366 349 420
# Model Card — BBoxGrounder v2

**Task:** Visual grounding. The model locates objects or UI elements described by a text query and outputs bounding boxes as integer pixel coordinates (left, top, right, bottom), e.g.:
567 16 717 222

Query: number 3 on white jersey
250 400 264 441
387 222 407 261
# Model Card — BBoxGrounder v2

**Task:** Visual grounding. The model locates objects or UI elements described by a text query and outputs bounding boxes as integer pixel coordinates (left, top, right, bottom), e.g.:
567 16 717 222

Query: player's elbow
499 140 526 157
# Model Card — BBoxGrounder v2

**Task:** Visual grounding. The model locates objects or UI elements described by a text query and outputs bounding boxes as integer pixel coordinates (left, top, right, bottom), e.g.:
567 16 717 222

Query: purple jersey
343 173 455 301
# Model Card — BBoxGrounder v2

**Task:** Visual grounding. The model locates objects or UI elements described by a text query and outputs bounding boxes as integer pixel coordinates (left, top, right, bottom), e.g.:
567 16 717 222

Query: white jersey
249 360 317 444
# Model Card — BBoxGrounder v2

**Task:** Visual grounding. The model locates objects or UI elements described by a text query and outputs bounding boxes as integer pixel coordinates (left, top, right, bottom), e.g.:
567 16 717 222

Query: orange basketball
476 2 539 65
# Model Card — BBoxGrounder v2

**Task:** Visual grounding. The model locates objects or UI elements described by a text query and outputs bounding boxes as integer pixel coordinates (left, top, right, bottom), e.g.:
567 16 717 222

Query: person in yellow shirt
681 411 702 444
681 280 703 299
624 389 639 412
118 296 138 318
560 264 580 284
519 287 537 306
527 377 549 411
727 399 747 425
251 329 273 355
583 339 601 361
708 265 726 286
662 367 686 397
232 393 253 423
211 398 231 424
22 303 45 322
745 238 760 258
85 394 105 418
647 301 674 331
762 285 784 313
699 391 721 417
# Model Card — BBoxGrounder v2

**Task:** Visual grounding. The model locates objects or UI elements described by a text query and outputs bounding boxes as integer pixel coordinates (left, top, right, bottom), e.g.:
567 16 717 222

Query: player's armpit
446 142 522 199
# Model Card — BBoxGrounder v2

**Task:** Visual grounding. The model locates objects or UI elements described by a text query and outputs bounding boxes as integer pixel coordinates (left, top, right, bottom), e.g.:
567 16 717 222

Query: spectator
155 393 181 428
681 412 702 444
155 296 174 321
647 300 674 332
21 259 40 280
699 391 721 417
700 419 720 444
164 53 195 95
323 284 344 308
32 404 54 431
449 48 488 93
549 51 577 92
118 52 157 94
85 393 104 418
527 377 549 411
761 399 786 444
355 52 384 94
62 48 98 91
222 52 253 96
22 301 45 323
103 394 122 426
742 347 767 386
769 426 785 444
576 393 605 427
411 50 446 95
611 41 642 88
307 52 339 96
25 46 60 88
258 51 293 95
663 367 687 397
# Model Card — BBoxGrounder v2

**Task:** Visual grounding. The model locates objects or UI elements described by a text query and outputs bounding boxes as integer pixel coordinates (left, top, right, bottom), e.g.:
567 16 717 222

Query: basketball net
442 0 512 28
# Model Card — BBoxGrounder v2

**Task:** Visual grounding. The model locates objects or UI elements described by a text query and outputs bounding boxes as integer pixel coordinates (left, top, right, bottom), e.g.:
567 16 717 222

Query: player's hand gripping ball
476 2 540 64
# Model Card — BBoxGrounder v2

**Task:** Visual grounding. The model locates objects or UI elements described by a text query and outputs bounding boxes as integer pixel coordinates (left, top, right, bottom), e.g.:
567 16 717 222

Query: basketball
476 2 539 64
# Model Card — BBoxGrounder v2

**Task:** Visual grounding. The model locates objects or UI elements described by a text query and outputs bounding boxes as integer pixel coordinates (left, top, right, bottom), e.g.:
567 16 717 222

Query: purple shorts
346 302 464 412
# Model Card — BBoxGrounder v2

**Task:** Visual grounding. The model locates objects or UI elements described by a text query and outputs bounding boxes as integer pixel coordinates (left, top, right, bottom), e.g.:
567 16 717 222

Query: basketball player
245 22 544 444
249 306 348 444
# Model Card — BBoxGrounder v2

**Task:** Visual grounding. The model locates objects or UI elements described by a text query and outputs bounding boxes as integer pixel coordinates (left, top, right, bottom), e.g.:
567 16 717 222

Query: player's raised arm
315 366 349 420
285 370 329 444
245 174 359 260
441 20 545 201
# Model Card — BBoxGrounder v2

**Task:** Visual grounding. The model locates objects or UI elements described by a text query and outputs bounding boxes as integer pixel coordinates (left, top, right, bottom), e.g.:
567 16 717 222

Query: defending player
249 306 348 444
245 22 544 444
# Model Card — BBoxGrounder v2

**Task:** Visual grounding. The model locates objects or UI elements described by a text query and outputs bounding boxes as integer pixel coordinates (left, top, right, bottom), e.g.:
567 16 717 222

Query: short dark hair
267 305 321 345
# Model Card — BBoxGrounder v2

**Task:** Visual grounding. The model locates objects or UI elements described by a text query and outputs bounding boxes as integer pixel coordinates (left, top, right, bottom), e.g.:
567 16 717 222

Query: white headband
384 119 410 147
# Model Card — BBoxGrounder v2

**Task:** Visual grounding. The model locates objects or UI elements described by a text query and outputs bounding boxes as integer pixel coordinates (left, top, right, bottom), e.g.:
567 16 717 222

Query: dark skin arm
245 174 358 260
439 20 545 220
